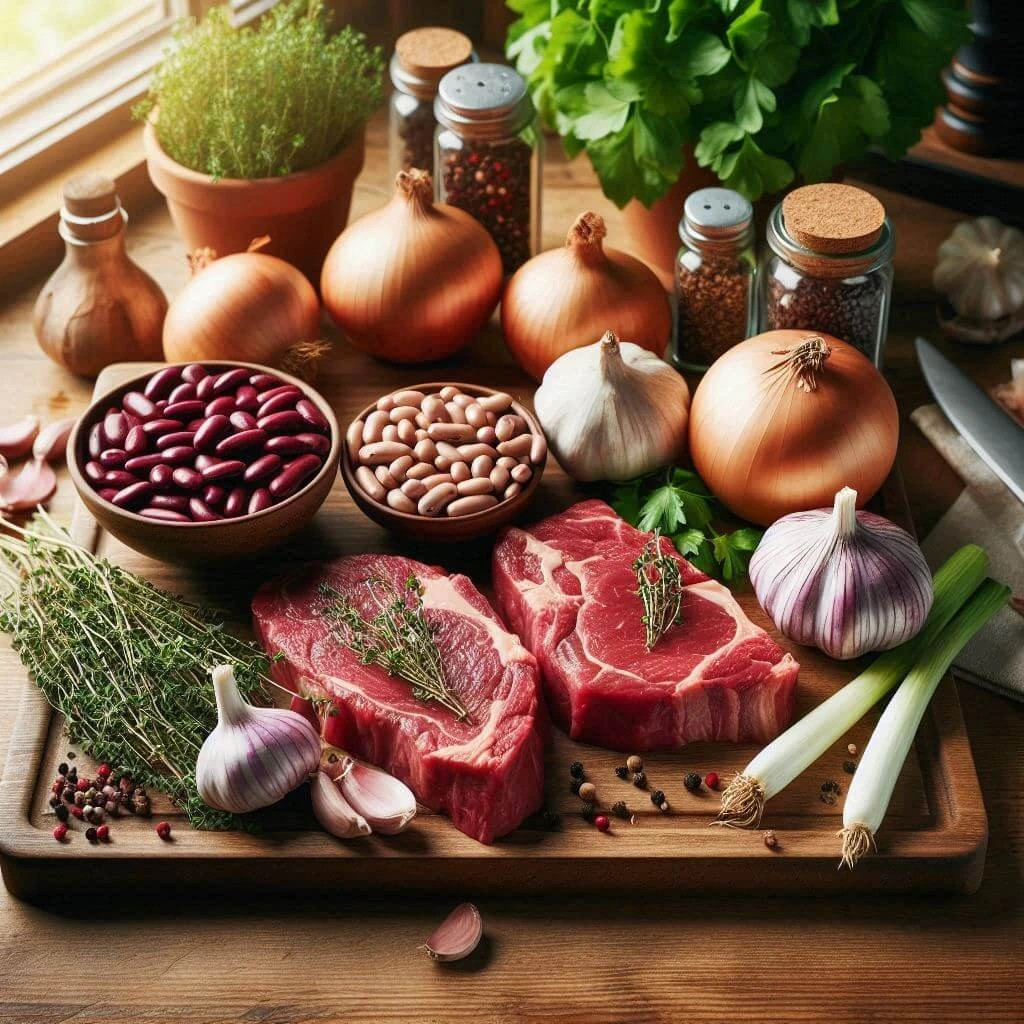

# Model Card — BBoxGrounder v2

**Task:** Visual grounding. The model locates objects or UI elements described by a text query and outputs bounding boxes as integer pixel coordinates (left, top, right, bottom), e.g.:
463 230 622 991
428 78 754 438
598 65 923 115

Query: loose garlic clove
422 903 483 962
0 459 57 512
310 769 372 839
330 756 416 835
32 417 76 463
0 415 40 461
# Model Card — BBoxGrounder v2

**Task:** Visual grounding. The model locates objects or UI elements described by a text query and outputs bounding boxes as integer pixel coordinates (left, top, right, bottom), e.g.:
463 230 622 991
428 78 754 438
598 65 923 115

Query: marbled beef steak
253 554 545 844
492 500 799 751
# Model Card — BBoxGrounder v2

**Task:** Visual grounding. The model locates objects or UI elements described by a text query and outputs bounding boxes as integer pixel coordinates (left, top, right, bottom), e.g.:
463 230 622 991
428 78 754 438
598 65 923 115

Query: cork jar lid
60 173 124 242
394 27 473 81
781 184 885 255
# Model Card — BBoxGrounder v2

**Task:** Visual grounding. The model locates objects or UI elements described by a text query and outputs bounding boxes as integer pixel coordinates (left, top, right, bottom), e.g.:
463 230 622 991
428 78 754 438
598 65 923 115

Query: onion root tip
714 774 765 829
838 823 875 870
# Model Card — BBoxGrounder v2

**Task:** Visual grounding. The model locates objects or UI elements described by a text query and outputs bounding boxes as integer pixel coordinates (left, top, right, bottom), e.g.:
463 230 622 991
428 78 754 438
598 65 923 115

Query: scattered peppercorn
58 762 69 776
66 751 75 760
48 796 60 810
96 824 110 841
539 810 561 831
75 779 90 792
683 772 702 793
578 782 597 803
615 765 629 780
611 800 630 820
626 754 643 773
52 823 68 842
579 802 597 823
70 806 83 819
54 804 69 823
569 760 584 780
704 772 720 791
85 826 98 843
155 821 172 840
74 792 86 807
658 800 670 813
651 789 666 807
97 764 111 779
569 779 582 796
819 779 842 806
842 760 857 775
847 743 858 756
632 771 647 789
763 830 778 849
594 814 610 833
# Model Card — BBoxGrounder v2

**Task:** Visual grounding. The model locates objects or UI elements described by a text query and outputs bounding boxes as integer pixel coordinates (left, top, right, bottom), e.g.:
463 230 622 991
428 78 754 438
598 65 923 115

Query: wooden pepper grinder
33 174 167 378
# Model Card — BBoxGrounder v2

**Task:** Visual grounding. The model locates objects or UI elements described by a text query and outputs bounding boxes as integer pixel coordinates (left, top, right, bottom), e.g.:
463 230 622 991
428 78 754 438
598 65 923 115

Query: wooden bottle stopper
394 27 473 82
61 174 123 242
781 184 885 255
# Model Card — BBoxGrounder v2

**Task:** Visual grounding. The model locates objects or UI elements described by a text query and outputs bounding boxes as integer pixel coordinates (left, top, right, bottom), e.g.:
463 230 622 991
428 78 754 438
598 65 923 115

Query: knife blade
916 337 1024 505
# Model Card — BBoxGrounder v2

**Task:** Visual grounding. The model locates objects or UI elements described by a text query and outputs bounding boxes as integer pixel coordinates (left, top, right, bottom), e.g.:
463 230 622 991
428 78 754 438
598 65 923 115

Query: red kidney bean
143 366 182 400
103 469 139 489
200 459 245 482
205 396 237 418
88 422 103 458
188 497 221 522
84 460 106 483
256 392 302 419
149 464 174 490
264 433 327 457
268 454 322 498
256 384 300 405
223 486 247 518
229 411 258 431
194 415 231 451
196 375 217 400
258 410 306 435
149 493 189 512
122 391 157 421
171 467 202 491
102 410 132 447
234 385 259 411
194 454 220 471
97 487 119 501
99 448 127 468
124 425 148 456
216 429 267 456
155 431 196 450
249 372 282 390
141 418 184 437
248 488 273 514
140 507 191 523
213 368 250 395
125 453 170 473
186 418 205 431
164 400 205 421
168 382 197 404
182 363 208 384
155 400 168 413
202 484 227 507
112 481 152 509
243 453 282 482
156 446 194 465
295 399 329 432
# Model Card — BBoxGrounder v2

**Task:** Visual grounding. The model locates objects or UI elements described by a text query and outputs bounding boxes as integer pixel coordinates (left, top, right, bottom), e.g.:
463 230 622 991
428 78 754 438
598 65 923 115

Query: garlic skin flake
749 487 933 660
534 330 690 482
196 664 321 814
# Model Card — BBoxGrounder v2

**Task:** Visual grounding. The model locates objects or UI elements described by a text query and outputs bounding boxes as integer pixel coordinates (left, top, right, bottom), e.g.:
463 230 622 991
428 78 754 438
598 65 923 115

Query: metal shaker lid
681 187 753 242
435 63 534 139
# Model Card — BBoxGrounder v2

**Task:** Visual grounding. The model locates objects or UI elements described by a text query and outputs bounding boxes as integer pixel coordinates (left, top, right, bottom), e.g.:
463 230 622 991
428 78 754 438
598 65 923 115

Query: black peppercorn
540 809 561 831
684 772 702 793
579 802 597 823
611 800 629 820
651 789 666 807
569 779 582 796
569 760 585 780
843 760 857 775
58 762 69 776
85 826 98 842
615 765 629 780
55 804 69 823
632 771 647 788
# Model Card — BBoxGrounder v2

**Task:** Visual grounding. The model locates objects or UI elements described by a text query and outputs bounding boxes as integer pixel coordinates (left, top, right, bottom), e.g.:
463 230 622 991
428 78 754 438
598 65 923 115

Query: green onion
718 545 990 827
839 578 1009 868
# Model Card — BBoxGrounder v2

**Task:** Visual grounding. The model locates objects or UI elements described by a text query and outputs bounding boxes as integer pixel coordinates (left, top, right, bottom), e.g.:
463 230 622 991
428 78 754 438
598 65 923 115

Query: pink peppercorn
75 778 90 792
97 764 111 779
704 772 720 791
96 824 110 841
156 821 171 840
69 806 84 819
594 815 610 832
52 823 68 842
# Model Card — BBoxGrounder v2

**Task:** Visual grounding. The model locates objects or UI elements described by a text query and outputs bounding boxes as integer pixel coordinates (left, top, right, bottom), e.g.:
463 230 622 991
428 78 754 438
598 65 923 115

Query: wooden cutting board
0 361 988 900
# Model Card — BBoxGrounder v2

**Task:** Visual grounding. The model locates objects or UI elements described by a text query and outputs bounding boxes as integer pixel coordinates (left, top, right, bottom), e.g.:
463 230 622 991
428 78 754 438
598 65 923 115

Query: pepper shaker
434 63 542 274
672 187 757 372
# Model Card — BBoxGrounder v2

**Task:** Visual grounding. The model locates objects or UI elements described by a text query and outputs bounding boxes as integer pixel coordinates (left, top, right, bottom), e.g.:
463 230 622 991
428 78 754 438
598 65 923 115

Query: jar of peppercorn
389 27 475 180
434 63 541 274
672 187 757 372
760 183 894 366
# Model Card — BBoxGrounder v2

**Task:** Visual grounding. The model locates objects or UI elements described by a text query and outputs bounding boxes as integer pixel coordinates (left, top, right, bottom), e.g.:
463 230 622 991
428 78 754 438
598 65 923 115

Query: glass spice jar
760 183 894 366
389 27 475 179
672 187 757 372
435 63 541 274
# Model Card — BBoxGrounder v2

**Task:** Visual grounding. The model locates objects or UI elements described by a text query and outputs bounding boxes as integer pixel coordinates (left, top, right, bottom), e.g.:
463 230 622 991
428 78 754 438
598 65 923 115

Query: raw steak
492 500 799 751
252 554 545 844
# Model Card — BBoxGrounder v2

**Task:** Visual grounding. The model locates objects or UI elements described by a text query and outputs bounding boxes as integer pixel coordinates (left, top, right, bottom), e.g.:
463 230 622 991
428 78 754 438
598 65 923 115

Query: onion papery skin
501 211 671 382
321 170 503 364
689 330 898 526
163 247 320 367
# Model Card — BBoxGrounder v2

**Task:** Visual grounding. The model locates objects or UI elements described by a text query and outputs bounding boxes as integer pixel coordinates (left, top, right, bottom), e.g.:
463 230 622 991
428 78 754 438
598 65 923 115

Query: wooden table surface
0 114 1022 1023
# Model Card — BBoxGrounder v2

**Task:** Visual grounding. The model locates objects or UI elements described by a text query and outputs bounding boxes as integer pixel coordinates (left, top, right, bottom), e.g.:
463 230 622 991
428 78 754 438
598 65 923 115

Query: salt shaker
33 174 167 378
672 187 757 372
434 63 541 274
760 183 894 366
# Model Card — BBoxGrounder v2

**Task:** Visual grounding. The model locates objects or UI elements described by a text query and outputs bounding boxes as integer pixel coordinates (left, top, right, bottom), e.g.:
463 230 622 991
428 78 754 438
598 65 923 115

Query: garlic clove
422 903 483 962
0 415 40 461
310 769 372 839
196 664 322 814
330 756 417 835
32 417 76 463
0 459 57 512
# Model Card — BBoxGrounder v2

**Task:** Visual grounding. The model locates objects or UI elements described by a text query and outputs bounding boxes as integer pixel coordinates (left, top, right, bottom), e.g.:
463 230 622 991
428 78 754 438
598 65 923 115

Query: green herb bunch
634 532 685 649
613 467 762 581
0 515 273 830
506 0 969 205
136 0 384 179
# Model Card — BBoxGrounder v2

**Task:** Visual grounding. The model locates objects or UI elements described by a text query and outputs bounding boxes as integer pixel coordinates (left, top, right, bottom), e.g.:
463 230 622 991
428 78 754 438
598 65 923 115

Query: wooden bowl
341 382 546 542
68 361 340 564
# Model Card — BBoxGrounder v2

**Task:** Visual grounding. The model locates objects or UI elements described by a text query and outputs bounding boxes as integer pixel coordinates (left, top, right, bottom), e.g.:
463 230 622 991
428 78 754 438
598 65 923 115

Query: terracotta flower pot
143 123 365 283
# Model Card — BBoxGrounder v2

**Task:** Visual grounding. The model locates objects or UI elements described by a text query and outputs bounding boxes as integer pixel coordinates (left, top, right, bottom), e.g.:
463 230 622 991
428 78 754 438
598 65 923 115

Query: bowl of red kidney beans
68 362 339 563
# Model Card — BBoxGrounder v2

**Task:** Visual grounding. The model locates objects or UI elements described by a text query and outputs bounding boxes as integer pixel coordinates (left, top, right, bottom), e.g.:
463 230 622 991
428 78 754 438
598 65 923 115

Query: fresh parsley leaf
687 537 720 578
638 484 686 533
672 527 707 557
712 528 763 581
612 478 644 525
571 82 633 140
668 468 715 531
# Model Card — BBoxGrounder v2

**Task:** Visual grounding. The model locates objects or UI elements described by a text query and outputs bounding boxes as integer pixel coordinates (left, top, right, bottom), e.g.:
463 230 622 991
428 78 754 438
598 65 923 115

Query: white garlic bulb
534 330 690 481
934 216 1024 322
749 487 933 660
196 664 321 813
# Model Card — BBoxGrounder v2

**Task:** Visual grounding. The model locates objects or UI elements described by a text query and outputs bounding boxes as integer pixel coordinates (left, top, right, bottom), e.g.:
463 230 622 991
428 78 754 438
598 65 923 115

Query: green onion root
718 773 767 828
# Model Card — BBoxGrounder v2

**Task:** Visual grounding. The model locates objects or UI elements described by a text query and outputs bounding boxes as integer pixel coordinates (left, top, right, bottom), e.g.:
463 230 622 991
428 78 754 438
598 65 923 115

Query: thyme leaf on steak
634 533 684 651
319 575 470 722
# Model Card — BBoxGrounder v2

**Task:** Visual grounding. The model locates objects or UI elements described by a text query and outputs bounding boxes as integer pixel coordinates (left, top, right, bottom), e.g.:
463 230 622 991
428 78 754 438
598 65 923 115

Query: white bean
421 396 448 423
495 414 526 441
355 465 386 501
490 465 510 490
359 441 412 465
451 461 471 483
422 472 454 490
447 494 498 516
504 481 522 500
401 478 427 500
414 439 438 463
387 489 417 513
478 392 513 413
477 426 498 445
381 424 399 443
457 477 493 496
376 394 396 412
392 390 426 408
430 422 475 443
396 419 417 445
465 402 488 428
497 434 532 458
440 386 459 400
375 465 398 490
362 410 389 444
419 482 458 516
406 462 435 481
389 455 415 483
415 428 428 441
452 393 474 408
457 442 497 461
530 431 547 464
389 405 420 423
444 402 467 425
511 463 532 484
346 419 364 462
471 454 494 478
435 440 462 461
497 456 517 470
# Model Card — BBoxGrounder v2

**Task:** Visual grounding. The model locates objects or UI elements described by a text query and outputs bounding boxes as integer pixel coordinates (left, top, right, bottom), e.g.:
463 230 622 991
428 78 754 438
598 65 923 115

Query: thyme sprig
320 575 470 722
634 532 684 651
0 513 274 830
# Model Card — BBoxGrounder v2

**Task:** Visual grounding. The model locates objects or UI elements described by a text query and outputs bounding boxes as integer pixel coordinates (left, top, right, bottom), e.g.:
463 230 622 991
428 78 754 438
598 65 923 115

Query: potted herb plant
138 0 383 281
507 0 969 284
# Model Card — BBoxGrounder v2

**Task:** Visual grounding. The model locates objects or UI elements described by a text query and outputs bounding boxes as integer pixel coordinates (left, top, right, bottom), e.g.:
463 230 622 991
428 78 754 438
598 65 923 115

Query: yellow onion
163 237 326 378
501 211 671 381
689 330 898 526
321 170 503 364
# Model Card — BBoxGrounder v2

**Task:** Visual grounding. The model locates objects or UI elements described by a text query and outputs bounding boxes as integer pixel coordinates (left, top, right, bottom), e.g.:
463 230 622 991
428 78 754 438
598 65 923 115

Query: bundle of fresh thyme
634 533 684 650
320 575 470 722
0 513 273 830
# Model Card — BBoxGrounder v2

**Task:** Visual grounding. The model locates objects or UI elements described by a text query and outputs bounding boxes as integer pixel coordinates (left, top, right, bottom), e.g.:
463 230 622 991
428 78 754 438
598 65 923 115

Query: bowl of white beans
341 383 548 541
